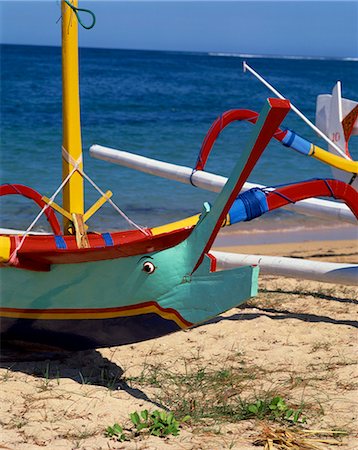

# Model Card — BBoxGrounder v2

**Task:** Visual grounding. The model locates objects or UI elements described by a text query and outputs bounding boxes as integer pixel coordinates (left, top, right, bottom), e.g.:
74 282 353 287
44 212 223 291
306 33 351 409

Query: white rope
62 145 148 235
79 169 150 236
243 61 349 159
62 146 83 167
8 166 77 264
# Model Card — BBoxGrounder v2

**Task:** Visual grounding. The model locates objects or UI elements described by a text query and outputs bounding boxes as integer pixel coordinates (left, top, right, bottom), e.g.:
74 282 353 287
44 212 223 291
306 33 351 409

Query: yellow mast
61 0 84 234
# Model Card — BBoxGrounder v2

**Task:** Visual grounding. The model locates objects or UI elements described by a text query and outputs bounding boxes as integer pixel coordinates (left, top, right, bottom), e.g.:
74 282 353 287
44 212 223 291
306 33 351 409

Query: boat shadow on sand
1 288 356 396
204 288 358 329
208 307 358 329
0 345 168 410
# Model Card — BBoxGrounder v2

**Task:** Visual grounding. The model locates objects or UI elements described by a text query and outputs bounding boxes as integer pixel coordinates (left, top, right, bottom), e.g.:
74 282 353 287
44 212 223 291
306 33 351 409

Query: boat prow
0 97 291 350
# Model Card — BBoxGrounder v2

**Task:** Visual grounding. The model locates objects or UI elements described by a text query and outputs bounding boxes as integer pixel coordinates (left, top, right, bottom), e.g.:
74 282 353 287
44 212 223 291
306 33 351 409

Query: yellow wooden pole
61 0 84 234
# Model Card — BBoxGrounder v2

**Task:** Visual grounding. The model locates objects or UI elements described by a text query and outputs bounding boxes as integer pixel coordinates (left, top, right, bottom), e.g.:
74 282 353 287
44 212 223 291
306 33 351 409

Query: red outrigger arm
265 179 358 219
195 109 288 171
0 184 62 235
226 178 358 227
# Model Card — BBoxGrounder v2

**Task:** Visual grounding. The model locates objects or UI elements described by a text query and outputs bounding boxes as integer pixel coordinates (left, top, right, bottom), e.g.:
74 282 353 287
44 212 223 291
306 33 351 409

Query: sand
0 238 357 449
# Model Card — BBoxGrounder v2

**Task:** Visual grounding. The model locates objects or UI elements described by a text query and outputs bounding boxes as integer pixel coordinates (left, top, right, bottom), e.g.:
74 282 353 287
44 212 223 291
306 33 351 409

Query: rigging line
4 184 22 195
78 169 150 236
62 146 148 235
8 166 78 264
8 163 148 266
243 61 349 160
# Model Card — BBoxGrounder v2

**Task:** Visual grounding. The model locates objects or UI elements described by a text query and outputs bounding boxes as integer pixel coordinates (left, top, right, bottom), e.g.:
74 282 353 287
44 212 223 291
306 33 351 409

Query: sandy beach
0 237 357 449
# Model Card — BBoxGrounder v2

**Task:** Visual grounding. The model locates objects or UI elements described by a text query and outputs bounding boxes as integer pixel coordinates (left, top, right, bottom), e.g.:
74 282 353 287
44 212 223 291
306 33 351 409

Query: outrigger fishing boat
1 1 357 351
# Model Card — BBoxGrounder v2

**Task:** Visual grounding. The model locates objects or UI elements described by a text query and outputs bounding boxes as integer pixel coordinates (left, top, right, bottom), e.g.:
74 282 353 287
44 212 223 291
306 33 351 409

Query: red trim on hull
207 253 217 272
1 227 192 271
0 300 193 327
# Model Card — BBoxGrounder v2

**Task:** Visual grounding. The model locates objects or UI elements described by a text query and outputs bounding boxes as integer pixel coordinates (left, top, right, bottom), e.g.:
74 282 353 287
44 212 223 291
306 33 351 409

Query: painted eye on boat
142 261 156 274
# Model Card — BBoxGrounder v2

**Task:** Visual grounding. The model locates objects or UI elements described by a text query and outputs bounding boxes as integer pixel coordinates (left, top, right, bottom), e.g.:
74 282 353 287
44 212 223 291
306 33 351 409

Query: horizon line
1 42 357 61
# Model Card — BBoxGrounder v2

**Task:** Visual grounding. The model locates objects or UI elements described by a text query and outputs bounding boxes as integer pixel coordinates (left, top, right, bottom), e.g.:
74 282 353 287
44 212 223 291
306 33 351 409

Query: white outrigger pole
213 251 358 286
90 145 356 224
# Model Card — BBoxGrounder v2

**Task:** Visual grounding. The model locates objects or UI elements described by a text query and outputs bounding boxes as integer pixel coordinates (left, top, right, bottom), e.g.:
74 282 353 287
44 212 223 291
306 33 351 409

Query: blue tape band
282 129 295 147
102 232 114 246
54 235 67 250
282 129 312 155
228 189 268 224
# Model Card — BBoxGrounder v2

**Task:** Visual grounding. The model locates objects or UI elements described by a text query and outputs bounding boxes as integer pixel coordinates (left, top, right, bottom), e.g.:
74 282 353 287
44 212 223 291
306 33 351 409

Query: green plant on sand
241 396 306 424
105 409 190 441
105 423 127 442
126 362 307 425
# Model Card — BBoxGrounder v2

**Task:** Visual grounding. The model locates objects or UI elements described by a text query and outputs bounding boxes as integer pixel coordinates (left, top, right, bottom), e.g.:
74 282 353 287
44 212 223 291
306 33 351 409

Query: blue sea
1 44 357 238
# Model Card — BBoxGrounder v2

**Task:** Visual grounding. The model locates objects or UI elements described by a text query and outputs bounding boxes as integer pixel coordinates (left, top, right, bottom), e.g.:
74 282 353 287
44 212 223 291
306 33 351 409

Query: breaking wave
208 52 358 61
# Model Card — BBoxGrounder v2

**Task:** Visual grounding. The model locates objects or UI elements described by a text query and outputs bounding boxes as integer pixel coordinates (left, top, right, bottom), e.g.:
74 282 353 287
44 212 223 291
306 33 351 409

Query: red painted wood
0 184 62 235
267 179 358 219
193 99 291 272
195 109 287 171
207 252 217 272
2 227 192 271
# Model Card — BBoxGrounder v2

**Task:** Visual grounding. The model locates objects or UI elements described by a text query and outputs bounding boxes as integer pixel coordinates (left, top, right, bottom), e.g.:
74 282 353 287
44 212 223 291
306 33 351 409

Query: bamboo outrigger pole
61 0 84 234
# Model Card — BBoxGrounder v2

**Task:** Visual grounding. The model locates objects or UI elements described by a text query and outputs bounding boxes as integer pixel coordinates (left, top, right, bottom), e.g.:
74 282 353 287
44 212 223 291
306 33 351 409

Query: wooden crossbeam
42 196 72 221
83 190 113 222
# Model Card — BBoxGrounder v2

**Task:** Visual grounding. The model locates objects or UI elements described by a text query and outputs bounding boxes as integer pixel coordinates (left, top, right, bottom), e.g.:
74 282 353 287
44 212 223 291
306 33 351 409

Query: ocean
1 44 357 240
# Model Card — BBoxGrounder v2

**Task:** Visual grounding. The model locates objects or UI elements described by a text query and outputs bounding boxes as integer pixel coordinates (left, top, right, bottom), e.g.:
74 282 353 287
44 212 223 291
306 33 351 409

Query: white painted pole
243 62 349 159
89 144 356 224
212 251 358 286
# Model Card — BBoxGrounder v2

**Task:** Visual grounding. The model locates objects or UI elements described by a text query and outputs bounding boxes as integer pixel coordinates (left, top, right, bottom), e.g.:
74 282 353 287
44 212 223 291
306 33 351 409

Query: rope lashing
228 188 269 224
64 0 96 29
189 169 198 187
349 173 357 185
268 190 296 204
62 146 83 169
322 179 336 199
239 189 268 221
62 146 149 235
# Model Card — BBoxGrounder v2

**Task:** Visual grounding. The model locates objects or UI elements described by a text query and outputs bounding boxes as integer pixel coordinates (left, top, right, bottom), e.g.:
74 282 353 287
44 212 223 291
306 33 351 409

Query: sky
0 1 357 58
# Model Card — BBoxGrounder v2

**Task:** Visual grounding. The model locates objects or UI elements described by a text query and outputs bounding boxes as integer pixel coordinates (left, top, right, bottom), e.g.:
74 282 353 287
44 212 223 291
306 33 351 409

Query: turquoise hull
1 256 258 350
1 99 289 350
